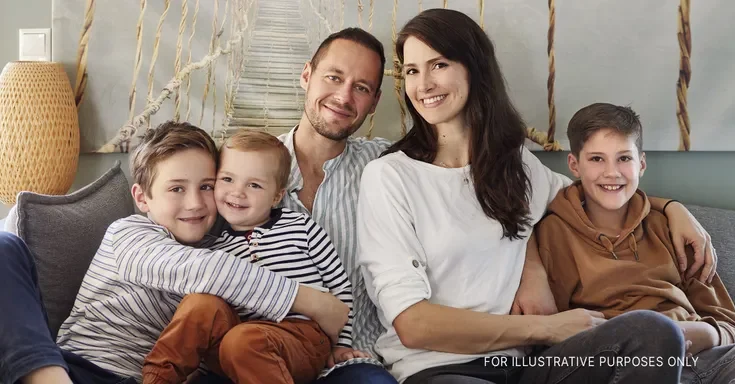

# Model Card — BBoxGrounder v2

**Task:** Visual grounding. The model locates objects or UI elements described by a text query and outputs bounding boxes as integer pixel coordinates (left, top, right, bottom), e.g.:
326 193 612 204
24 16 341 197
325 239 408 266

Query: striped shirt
55 215 299 381
210 208 354 347
278 126 391 354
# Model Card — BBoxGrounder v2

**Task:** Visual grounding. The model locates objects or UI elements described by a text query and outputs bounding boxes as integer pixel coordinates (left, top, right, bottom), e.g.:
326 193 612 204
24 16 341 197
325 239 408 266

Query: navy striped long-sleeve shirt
210 208 354 347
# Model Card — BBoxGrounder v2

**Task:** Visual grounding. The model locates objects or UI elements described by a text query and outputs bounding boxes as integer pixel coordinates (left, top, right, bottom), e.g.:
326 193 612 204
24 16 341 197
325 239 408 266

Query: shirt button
252 242 258 247
252 254 259 261
412 259 419 268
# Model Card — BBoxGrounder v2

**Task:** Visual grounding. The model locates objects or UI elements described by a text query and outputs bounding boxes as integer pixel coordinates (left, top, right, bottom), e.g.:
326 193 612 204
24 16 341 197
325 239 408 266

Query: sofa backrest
686 204 735 299
9 161 134 338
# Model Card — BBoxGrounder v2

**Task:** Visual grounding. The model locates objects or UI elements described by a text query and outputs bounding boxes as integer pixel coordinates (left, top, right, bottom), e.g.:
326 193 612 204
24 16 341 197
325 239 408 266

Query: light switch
19 28 51 61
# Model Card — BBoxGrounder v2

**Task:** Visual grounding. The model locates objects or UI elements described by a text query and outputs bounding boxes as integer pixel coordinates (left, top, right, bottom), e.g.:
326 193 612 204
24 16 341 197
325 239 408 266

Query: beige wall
2 0 734 219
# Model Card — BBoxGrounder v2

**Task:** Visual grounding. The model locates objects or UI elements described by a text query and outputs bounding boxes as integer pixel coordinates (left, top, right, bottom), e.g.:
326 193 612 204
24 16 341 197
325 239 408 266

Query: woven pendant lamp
0 61 80 205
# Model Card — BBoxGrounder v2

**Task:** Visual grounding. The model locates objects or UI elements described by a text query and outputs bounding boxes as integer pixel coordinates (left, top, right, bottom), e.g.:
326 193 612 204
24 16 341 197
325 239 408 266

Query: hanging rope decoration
544 0 561 151
199 0 219 128
212 0 232 135
357 0 364 28
676 0 692 151
392 0 408 137
185 0 200 121
76 0 695 153
173 0 188 122
106 0 257 150
147 0 171 129
366 0 377 138
479 0 484 30
73 0 95 108
127 0 147 124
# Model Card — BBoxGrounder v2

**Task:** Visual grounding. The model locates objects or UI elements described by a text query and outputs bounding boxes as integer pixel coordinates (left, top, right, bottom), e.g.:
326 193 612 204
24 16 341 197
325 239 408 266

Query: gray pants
405 310 688 384
681 344 735 384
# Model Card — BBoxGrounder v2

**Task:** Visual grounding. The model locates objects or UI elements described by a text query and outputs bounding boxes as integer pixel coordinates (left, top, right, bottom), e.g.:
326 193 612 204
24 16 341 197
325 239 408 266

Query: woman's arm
393 300 605 353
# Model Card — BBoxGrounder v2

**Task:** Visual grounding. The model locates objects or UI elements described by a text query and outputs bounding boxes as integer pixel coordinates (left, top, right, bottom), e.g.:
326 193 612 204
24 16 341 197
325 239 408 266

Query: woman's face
402 36 470 128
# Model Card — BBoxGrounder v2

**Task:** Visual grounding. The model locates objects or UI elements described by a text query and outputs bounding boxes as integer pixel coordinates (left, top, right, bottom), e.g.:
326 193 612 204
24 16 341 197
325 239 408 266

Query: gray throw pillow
13 160 134 338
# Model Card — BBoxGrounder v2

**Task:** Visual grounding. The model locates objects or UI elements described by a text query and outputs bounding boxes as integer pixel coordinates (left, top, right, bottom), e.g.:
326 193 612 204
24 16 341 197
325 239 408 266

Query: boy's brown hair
567 103 643 156
222 129 291 190
130 120 218 197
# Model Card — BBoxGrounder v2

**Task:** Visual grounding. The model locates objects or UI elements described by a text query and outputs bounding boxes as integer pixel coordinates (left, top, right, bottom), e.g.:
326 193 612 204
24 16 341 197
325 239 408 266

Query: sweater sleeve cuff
377 273 431 325
269 278 299 322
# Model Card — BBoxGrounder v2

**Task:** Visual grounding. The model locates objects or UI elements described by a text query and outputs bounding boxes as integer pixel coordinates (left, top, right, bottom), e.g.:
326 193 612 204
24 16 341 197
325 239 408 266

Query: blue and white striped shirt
56 214 299 380
279 126 391 354
210 208 354 347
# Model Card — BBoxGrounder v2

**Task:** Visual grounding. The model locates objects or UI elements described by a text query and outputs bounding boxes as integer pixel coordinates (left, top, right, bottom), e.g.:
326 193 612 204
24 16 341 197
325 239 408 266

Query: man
277 28 395 383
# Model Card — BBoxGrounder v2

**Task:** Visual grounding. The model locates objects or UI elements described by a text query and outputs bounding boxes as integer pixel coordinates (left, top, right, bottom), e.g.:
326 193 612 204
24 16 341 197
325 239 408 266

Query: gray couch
3 161 735 340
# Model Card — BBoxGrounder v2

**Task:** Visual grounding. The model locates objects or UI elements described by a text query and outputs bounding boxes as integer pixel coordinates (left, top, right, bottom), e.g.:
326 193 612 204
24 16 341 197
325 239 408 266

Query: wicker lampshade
0 61 80 205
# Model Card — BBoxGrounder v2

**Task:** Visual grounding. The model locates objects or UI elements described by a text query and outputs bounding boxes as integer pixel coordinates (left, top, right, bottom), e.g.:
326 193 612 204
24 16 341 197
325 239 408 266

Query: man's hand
665 201 717 283
542 309 606 345
326 347 372 368
678 321 719 356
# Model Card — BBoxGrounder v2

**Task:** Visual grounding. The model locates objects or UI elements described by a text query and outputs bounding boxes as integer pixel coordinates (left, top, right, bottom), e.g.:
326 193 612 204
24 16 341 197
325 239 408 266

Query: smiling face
132 148 218 245
402 36 470 129
568 128 646 217
215 147 286 231
300 38 382 141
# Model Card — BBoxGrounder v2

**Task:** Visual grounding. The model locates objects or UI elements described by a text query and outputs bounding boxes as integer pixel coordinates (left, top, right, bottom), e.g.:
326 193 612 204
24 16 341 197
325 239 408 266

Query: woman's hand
665 202 717 283
542 308 606 345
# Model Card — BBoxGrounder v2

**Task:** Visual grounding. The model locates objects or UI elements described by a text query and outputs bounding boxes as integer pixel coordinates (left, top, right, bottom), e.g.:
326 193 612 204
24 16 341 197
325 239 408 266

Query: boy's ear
273 188 287 208
567 153 581 178
639 151 647 177
131 183 151 213
300 62 313 91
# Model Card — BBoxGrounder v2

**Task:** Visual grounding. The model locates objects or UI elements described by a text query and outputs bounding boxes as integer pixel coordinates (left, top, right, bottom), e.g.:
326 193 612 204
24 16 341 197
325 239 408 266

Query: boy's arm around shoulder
109 215 298 322
654 212 735 346
302 213 354 348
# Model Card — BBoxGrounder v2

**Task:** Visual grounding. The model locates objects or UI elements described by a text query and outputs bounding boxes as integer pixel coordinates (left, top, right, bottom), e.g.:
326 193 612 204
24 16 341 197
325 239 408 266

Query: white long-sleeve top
56 215 299 380
357 148 571 383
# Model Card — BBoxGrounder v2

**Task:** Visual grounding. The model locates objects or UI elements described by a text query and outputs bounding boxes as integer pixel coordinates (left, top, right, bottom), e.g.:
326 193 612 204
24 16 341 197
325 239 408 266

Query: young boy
143 130 368 384
21 121 349 384
531 103 735 380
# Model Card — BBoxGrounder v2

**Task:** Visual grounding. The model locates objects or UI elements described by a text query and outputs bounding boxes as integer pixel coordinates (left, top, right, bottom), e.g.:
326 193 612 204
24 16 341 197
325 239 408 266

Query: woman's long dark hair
384 8 531 240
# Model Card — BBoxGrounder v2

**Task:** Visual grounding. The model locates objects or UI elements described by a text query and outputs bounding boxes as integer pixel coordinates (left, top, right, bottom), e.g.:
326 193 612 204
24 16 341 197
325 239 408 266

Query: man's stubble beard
304 101 365 142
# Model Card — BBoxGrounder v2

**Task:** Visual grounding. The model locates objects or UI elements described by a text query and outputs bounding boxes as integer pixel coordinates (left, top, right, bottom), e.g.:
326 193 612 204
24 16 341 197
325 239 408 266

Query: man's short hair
130 120 218 197
310 27 386 90
567 103 643 156
223 129 291 190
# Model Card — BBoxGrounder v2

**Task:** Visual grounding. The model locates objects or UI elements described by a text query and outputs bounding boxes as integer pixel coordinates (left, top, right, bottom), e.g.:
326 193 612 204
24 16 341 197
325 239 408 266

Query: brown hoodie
534 181 735 345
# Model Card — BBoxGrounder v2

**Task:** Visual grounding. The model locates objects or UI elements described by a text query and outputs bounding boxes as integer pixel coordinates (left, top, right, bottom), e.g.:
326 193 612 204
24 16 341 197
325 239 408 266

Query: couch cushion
686 204 735 299
14 161 134 338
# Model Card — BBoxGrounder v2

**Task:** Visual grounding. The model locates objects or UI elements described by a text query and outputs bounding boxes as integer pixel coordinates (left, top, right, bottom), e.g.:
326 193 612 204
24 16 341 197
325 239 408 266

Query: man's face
300 39 383 141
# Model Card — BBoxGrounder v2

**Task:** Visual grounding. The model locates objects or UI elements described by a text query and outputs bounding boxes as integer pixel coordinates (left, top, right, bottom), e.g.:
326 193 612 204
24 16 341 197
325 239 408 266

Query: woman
357 8 712 384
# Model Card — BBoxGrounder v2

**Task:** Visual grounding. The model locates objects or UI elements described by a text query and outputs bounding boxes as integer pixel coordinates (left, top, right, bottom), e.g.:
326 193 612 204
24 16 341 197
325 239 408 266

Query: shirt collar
284 125 350 193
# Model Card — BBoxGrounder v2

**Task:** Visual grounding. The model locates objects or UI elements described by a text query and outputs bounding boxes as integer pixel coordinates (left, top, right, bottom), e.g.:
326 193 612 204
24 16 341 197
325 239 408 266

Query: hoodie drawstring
598 233 639 261
628 234 640 261
598 234 618 260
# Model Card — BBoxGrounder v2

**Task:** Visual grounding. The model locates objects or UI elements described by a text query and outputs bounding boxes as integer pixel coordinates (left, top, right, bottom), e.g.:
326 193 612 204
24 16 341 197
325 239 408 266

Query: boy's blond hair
130 120 218 197
222 130 291 190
